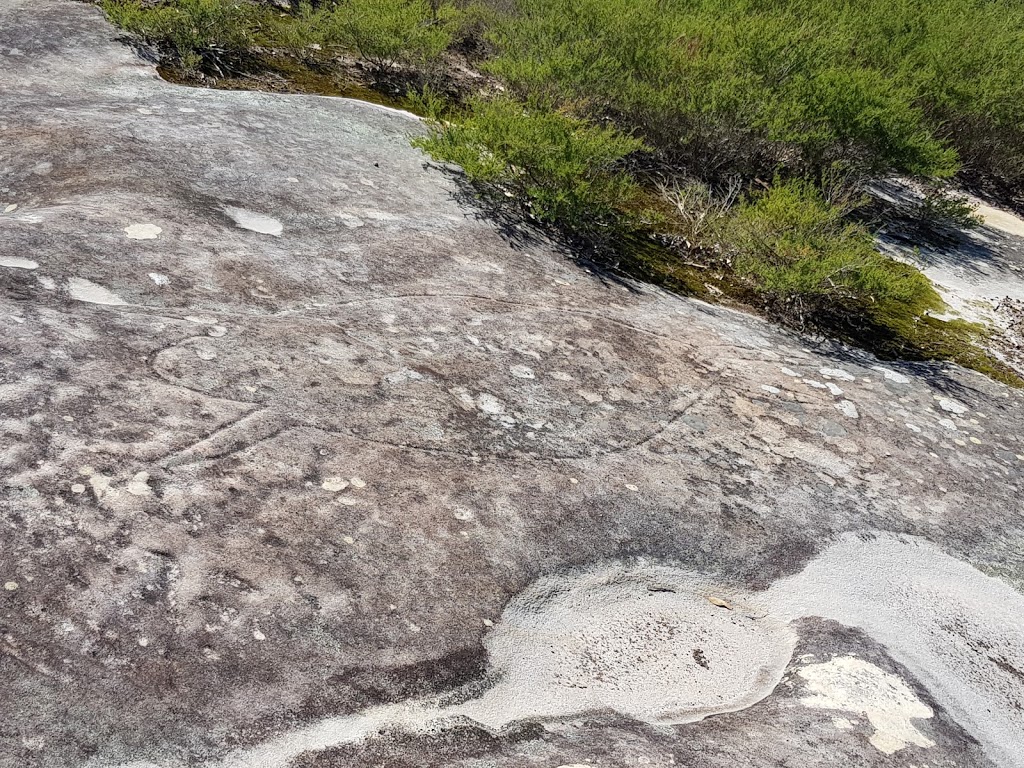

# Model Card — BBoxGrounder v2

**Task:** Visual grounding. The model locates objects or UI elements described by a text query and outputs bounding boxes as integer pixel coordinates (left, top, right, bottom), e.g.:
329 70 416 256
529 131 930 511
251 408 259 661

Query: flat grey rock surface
1 2 1023 767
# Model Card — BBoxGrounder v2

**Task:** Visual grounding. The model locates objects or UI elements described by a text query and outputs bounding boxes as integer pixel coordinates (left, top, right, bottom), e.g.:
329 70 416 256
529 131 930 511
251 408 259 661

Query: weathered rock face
1 3 1022 768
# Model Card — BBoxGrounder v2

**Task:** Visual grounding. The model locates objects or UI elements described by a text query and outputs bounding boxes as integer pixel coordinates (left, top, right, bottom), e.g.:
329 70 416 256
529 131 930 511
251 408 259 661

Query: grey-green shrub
723 178 943 325
321 0 458 71
414 96 645 232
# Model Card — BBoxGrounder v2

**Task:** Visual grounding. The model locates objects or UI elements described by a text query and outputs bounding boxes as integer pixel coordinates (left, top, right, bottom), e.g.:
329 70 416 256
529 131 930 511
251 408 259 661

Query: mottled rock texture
1 3 1022 767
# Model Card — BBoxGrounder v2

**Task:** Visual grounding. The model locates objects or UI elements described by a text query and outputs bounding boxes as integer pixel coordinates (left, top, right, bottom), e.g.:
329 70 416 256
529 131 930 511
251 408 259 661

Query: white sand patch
451 566 795 728
973 201 1024 238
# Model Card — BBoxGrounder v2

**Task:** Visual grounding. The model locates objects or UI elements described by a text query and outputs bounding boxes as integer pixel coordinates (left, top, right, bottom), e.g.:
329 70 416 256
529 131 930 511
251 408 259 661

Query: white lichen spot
906 423 922 433
0 256 38 269
224 206 283 236
38 276 56 290
350 477 366 489
938 418 957 431
820 367 857 382
969 436 982 445
872 366 910 384
343 536 355 545
253 629 266 641
761 385 781 394
125 472 152 497
804 379 827 389
321 478 349 492
550 371 574 382
832 716 855 730
148 272 169 286
625 484 639 491
476 393 505 414
207 325 227 338
781 366 800 377
798 656 934 755
578 390 603 404
3 203 17 213
4 581 18 591
835 400 859 419
124 223 162 240
825 382 844 396
67 277 127 306
510 364 535 379
938 398 968 415
138 637 150 647
70 483 86 494
88 473 112 499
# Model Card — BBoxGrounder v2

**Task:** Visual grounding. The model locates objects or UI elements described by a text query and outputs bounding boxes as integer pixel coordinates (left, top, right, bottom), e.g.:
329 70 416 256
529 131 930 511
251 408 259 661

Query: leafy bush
481 0 1024 184
321 0 458 71
723 178 944 327
914 182 982 230
414 97 645 233
101 0 259 73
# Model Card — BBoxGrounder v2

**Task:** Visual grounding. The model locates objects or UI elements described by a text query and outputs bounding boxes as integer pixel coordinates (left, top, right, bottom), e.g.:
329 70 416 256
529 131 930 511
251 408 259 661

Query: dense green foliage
322 0 457 70
101 0 457 73
483 0 1024 183
102 0 259 72
414 97 644 231
723 179 944 324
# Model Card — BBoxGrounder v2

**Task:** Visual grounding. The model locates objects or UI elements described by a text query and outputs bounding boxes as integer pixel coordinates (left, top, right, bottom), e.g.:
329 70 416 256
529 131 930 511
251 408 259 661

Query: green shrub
914 182 982 230
482 0 1024 183
413 96 644 233
723 178 944 327
321 0 458 71
101 0 259 73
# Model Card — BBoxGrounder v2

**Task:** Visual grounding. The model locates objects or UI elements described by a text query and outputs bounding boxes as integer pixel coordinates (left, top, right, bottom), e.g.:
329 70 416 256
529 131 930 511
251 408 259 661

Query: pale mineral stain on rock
67 277 128 305
835 400 859 419
223 206 283 236
819 367 856 382
124 223 162 239
938 397 968 415
799 656 934 754
0 255 39 269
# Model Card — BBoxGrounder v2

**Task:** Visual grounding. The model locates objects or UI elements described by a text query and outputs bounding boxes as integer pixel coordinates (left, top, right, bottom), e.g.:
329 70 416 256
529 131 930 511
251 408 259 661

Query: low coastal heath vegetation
98 0 1024 384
